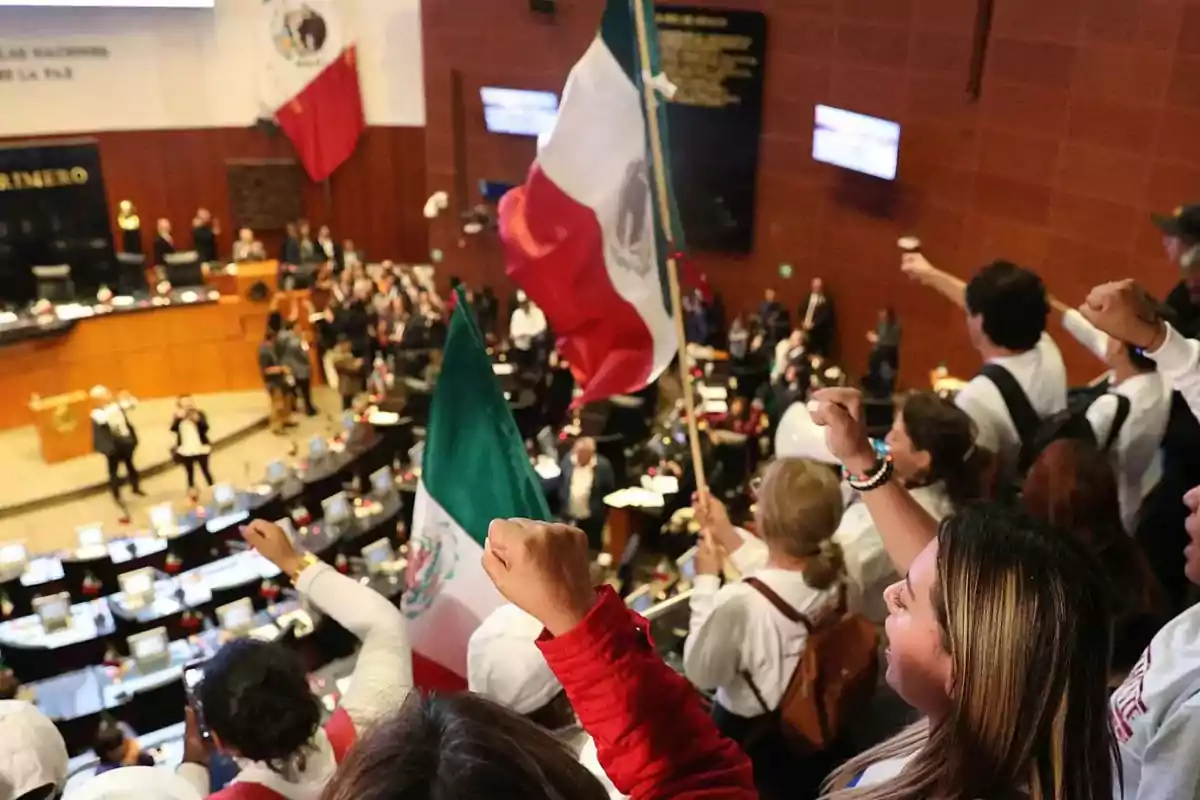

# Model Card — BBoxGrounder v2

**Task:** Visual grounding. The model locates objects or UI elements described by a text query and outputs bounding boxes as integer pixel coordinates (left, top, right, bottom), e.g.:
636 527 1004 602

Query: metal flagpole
628 0 708 497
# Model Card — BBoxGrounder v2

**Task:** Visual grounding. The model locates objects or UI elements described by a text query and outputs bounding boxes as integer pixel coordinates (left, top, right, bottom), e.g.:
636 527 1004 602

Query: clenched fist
482 519 597 637
1080 279 1167 351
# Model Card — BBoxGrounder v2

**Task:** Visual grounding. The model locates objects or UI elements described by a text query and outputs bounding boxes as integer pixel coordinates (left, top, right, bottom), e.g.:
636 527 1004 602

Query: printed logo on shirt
1111 648 1152 743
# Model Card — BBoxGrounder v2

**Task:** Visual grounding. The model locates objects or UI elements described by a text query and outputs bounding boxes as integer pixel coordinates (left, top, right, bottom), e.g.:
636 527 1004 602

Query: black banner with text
656 6 767 255
0 138 114 305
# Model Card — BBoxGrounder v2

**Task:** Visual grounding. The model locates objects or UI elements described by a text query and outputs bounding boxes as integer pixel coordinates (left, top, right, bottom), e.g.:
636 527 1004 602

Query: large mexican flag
498 0 683 406
402 292 551 686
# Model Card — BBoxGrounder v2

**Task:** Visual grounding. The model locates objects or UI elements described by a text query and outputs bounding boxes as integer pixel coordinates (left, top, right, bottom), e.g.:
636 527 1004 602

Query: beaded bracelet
846 454 894 493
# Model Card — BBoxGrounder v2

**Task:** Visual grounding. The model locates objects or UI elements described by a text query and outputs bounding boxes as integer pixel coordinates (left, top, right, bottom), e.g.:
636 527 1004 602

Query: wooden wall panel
0 125 429 268
423 0 1197 387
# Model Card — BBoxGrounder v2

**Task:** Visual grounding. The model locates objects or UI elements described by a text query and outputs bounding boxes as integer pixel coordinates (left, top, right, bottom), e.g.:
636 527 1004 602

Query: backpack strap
744 577 813 631
980 363 1040 446
1104 394 1132 452
984 362 1041 443
741 577 814 716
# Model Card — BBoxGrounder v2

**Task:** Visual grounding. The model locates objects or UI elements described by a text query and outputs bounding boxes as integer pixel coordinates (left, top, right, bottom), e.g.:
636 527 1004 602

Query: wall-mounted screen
480 87 558 138
0 1 214 7
812 104 901 181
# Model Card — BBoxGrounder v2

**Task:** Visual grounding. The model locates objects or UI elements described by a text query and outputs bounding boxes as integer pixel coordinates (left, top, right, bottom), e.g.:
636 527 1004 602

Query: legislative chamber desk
0 266 286 431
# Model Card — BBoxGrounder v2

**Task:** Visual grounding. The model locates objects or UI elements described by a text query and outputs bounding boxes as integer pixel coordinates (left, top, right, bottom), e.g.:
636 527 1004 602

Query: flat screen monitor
361 538 394 573
0 1 213 5
676 546 698 582
370 466 394 496
322 492 352 526
149 502 175 532
275 517 297 545
812 104 901 180
624 585 654 614
481 87 559 137
34 592 71 631
76 523 105 551
266 460 289 484
216 598 254 634
118 567 156 608
0 542 27 571
308 435 328 460
127 627 171 672
212 483 236 508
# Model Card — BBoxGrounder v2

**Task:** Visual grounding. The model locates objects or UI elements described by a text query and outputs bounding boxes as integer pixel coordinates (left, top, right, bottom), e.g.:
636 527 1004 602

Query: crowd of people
11 203 1200 800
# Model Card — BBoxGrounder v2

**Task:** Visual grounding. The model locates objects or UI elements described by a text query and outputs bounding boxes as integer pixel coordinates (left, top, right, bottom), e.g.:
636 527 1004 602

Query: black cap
1151 204 1200 244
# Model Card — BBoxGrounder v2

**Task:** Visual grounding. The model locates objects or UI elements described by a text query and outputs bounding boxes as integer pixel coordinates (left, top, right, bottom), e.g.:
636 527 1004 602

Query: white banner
0 0 423 136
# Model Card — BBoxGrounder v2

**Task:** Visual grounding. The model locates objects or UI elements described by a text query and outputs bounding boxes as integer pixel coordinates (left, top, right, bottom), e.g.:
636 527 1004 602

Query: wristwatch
287 552 321 583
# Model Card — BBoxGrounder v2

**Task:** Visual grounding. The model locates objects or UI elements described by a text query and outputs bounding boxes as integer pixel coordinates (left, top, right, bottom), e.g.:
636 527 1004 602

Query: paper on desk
604 488 665 509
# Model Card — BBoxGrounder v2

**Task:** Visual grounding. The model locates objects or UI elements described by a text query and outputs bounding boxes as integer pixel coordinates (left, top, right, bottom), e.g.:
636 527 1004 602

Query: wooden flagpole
629 0 707 496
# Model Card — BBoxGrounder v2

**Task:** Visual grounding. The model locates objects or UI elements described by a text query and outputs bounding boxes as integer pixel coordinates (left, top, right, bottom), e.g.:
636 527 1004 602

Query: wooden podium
29 391 94 464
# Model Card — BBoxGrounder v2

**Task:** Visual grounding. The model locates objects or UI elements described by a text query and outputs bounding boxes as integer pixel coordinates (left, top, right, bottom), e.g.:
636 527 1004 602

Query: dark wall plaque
656 6 767 255
0 138 114 304
226 159 304 233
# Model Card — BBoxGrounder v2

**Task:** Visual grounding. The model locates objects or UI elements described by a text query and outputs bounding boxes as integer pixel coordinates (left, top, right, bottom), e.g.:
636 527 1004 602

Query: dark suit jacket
92 410 138 457
800 293 835 353
152 235 175 267
557 454 616 522
170 411 210 449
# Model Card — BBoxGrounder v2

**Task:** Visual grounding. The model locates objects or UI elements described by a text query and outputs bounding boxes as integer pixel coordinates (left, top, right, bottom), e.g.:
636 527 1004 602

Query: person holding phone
171 395 213 501
176 519 411 800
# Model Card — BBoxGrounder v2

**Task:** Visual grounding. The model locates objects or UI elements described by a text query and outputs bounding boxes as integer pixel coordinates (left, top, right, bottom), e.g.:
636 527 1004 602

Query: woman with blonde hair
687 457 846 798
811 388 1117 799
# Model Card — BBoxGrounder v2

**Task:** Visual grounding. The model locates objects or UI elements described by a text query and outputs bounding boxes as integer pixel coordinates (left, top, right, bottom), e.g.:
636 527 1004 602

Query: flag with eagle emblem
499 0 683 406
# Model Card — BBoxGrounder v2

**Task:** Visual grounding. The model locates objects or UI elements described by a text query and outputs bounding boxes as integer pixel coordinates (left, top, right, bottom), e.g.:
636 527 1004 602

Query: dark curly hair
199 640 321 773
322 692 610 800
964 260 1049 351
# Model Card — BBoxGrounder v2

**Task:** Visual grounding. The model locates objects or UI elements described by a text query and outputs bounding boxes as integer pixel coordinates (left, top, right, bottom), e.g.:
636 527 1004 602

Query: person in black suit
316 225 341 268
281 222 302 265
191 208 220 264
171 394 214 500
756 287 789 351
799 276 836 357
90 385 143 520
557 437 616 553
152 218 175 266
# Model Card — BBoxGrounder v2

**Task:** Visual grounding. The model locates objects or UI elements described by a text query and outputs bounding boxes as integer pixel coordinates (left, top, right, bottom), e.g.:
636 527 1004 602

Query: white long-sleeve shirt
1112 602 1200 799
684 542 836 718
1062 310 1170 532
1147 322 1200 423
954 333 1067 477
509 306 547 351
178 562 411 799
718 483 953 629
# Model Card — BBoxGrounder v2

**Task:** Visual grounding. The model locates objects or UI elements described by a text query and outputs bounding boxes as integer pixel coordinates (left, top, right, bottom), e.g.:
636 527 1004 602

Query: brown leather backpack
741 577 879 755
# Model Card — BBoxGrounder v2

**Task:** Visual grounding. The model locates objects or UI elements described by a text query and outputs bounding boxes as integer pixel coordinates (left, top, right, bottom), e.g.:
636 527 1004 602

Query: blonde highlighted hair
755 458 845 590
821 503 1117 800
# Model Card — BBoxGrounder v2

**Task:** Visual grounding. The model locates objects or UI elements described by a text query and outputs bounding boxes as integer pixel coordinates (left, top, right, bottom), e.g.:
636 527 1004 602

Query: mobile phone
183 659 211 740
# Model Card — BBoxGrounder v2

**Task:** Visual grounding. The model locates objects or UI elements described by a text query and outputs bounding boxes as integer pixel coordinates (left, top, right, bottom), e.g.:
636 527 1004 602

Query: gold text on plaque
0 167 89 192
51 404 77 434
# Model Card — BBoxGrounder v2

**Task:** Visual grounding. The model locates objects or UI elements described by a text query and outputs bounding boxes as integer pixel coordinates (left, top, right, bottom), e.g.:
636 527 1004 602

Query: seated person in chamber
232 227 266 263
153 218 175 266
94 718 155 775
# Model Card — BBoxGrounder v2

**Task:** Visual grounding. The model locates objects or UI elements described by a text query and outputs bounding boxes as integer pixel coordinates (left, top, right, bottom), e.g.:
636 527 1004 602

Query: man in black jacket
557 437 616 553
90 385 143 520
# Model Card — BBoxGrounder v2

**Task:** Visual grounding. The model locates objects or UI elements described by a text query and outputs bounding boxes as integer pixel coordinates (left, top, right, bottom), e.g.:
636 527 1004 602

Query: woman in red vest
176 520 412 800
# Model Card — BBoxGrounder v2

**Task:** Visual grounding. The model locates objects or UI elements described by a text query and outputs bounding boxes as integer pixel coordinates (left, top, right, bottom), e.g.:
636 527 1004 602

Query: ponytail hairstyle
900 392 987 507
755 458 845 590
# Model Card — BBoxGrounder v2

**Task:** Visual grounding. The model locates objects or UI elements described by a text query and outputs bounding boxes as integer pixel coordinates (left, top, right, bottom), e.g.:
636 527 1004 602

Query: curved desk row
0 430 401 619
0 288 278 431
